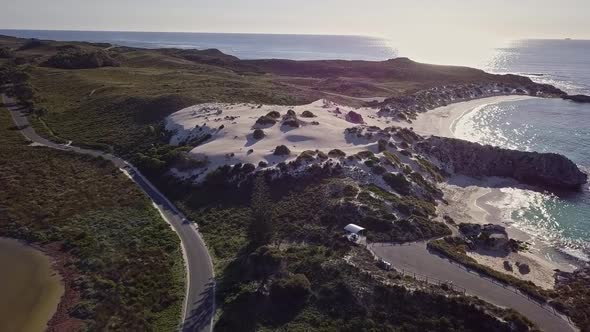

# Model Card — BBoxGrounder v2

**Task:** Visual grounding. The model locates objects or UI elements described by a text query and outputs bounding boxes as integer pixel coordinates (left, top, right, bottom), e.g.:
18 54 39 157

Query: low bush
328 149 346 158
266 110 281 118
0 47 14 58
253 128 265 139
300 110 316 118
382 172 411 195
43 49 120 69
274 145 291 156
256 115 277 125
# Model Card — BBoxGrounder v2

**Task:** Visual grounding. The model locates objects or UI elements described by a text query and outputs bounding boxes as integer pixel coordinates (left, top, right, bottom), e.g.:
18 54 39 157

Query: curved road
369 242 577 332
3 96 215 332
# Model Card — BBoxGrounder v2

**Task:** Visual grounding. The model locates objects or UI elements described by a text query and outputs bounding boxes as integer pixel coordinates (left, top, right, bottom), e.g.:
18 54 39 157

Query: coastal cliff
416 136 588 190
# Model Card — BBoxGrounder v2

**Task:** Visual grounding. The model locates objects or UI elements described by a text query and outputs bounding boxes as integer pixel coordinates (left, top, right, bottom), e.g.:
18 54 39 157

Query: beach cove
407 95 586 289
0 238 64 332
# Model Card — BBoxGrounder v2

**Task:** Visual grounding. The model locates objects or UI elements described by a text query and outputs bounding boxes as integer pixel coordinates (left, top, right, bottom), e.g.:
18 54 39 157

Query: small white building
344 224 365 234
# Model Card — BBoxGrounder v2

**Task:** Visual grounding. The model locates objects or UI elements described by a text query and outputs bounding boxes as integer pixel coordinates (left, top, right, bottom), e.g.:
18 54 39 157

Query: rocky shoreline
416 136 588 191
371 81 564 121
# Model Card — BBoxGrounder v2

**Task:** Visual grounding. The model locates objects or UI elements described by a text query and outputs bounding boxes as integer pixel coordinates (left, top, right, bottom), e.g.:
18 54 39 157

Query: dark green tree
249 175 274 245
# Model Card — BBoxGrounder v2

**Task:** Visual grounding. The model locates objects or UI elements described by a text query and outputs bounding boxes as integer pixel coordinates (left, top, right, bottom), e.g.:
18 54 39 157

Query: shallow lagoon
0 238 64 332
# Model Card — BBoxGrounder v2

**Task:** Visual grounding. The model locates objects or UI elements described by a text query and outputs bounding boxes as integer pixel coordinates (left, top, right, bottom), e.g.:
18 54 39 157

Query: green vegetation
550 268 590 331
273 144 291 156
383 172 411 195
253 128 265 139
416 156 445 182
366 184 438 219
408 171 442 197
43 47 120 69
296 150 317 162
0 109 184 331
300 110 316 118
427 238 547 302
383 150 401 167
356 185 449 242
328 149 346 158
159 173 526 331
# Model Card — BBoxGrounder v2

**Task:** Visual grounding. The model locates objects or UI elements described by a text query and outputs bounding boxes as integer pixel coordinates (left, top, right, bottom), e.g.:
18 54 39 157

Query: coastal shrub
266 110 281 119
342 185 359 197
409 172 441 196
328 149 346 158
382 173 411 195
377 139 388 152
371 165 387 175
258 161 268 168
400 149 412 157
301 110 316 118
253 128 265 139
270 273 311 304
317 151 328 160
18 38 44 50
383 151 401 167
242 163 256 173
366 215 450 243
416 156 444 181
551 267 590 330
297 150 316 162
402 165 413 175
43 49 120 69
0 109 184 331
0 47 14 58
356 150 375 159
274 145 291 156
256 115 277 125
282 118 300 128
365 184 435 218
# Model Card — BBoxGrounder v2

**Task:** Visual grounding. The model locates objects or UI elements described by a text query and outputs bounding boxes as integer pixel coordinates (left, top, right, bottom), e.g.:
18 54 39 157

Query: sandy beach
407 95 534 137
411 96 577 289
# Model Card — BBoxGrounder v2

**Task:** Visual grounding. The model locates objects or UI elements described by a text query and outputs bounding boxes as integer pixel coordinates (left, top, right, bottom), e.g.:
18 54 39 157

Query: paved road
3 96 215 332
369 242 577 332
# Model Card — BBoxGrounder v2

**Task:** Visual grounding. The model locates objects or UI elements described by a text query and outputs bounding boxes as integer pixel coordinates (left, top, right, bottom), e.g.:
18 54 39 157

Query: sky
1 0 589 64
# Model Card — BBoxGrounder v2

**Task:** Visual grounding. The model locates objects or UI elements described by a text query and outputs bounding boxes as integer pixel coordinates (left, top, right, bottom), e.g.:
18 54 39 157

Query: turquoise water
457 39 590 261
455 98 590 261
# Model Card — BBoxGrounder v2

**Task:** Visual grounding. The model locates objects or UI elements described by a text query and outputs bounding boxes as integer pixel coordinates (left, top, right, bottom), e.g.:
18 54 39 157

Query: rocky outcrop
374 82 564 121
562 94 590 103
416 136 588 190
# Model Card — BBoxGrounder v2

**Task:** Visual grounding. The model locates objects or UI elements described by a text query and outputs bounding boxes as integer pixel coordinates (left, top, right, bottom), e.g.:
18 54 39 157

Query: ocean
454 39 590 262
0 29 396 61
1 30 588 261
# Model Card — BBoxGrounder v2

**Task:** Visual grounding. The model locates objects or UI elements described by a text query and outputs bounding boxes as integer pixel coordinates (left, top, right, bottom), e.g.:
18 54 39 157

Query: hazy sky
1 0 589 64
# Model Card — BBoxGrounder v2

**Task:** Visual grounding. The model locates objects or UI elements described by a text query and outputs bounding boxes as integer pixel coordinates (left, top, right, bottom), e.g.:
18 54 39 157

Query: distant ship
565 38 572 40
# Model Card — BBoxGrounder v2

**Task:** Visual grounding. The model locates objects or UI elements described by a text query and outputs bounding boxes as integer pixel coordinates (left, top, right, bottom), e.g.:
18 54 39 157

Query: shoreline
0 237 83 332
411 96 581 289
406 95 534 137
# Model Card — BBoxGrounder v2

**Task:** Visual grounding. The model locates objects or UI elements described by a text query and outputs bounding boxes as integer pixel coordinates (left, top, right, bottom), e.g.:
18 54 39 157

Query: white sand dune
166 100 398 177
166 94 574 288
